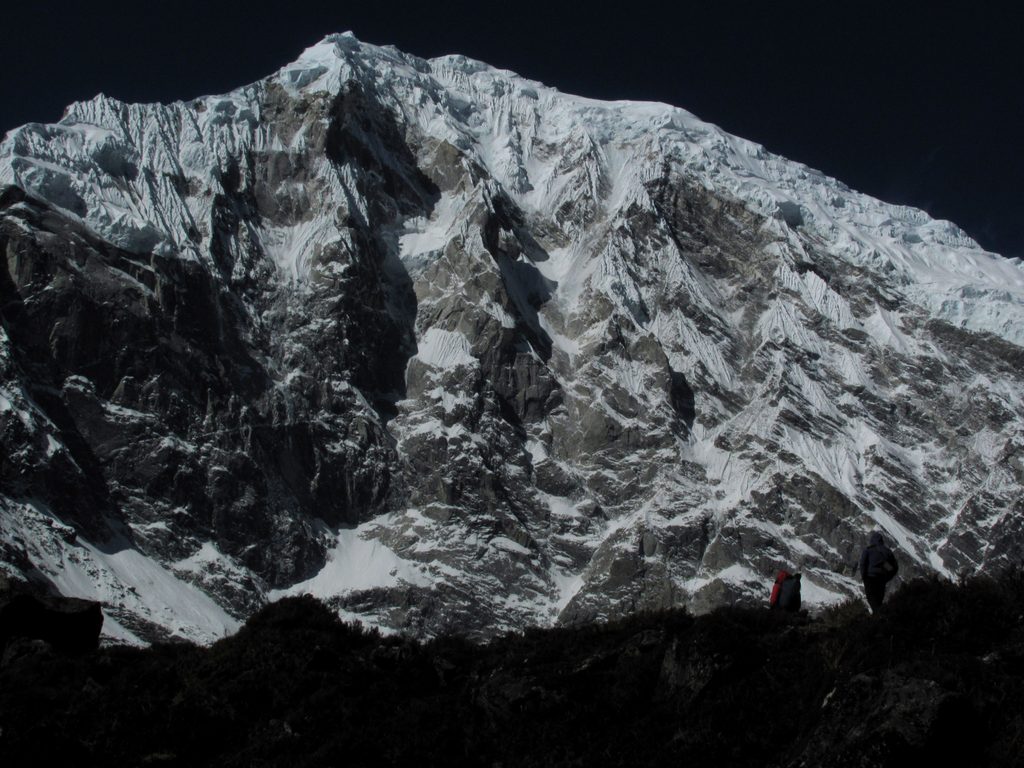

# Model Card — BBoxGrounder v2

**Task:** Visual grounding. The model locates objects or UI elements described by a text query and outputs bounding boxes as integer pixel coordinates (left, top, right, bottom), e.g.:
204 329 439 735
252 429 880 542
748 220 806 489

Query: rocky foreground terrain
1 574 1022 767
1 33 1023 641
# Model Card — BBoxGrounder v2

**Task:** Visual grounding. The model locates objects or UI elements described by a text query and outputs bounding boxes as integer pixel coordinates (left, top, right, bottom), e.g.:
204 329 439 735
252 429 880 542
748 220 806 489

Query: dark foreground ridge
1 574 1022 767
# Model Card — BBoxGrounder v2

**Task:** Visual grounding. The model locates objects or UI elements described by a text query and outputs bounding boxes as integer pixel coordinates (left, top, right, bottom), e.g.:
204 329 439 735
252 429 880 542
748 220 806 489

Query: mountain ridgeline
1 33 1023 642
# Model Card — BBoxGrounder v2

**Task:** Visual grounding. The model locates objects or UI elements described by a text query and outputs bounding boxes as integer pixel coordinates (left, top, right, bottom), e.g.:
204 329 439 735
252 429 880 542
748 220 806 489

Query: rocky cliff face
1 34 1023 642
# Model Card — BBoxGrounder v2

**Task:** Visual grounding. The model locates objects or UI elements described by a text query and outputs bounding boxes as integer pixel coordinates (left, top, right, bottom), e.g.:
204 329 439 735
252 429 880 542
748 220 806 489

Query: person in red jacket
859 531 898 613
769 570 801 612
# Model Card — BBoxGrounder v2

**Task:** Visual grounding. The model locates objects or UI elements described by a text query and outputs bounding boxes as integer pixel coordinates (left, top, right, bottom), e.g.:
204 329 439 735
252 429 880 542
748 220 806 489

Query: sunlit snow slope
1 33 1022 641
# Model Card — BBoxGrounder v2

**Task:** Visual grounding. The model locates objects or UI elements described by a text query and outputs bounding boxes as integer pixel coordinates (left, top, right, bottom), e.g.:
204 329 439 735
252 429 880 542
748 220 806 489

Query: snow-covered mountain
1 33 1022 643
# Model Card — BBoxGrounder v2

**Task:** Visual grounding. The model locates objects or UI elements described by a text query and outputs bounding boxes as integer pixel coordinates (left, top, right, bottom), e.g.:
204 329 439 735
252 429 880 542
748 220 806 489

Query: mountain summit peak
0 36 1022 643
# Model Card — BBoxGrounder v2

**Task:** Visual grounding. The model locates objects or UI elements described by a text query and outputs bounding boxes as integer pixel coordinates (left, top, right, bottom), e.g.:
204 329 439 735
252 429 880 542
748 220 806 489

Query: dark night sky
2 1 1021 257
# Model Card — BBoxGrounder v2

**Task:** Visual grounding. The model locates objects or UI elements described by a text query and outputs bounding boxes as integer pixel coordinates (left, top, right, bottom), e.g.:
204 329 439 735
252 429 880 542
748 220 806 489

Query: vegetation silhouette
1 573 1021 766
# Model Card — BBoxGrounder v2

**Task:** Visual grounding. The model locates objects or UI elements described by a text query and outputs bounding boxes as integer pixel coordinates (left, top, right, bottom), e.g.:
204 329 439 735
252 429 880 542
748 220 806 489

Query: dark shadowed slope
1 573 1022 767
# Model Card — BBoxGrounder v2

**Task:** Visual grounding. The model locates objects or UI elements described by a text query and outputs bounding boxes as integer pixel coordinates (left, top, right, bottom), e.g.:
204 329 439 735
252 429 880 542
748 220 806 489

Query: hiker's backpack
770 570 802 612
779 573 801 612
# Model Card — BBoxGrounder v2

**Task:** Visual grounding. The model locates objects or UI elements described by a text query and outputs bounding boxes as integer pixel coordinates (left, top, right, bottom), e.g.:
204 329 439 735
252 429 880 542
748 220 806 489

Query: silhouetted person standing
859 531 898 613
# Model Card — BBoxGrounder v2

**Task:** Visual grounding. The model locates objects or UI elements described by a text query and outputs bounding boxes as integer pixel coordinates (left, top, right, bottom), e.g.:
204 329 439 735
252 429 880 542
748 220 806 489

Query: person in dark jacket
859 531 898 612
